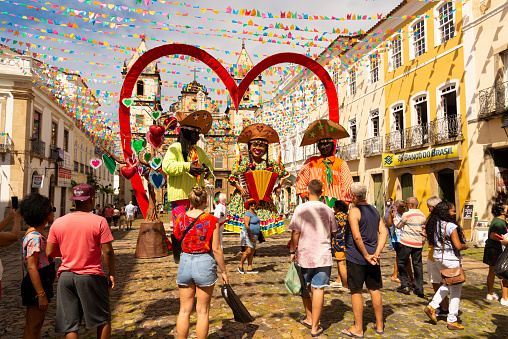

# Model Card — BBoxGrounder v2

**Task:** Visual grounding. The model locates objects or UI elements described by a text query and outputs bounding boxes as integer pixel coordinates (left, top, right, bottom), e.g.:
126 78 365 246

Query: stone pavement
1 217 508 338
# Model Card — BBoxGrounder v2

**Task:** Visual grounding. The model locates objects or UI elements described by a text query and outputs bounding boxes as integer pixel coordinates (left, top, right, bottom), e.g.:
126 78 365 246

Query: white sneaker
500 298 508 306
330 281 343 288
487 293 499 301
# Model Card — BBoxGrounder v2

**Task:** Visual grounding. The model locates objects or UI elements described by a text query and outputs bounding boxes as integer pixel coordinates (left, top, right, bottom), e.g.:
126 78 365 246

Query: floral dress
224 157 289 236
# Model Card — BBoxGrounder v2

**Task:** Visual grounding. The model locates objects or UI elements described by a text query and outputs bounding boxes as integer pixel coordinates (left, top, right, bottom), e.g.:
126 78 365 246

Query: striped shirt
162 142 213 202
295 156 353 203
396 209 426 248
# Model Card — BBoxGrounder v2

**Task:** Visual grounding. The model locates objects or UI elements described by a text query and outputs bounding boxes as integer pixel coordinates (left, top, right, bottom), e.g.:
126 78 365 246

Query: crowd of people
1 115 508 339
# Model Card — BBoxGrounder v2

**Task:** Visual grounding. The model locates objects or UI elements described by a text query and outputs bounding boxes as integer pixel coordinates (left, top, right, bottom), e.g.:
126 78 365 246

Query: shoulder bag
439 222 466 286
171 212 205 264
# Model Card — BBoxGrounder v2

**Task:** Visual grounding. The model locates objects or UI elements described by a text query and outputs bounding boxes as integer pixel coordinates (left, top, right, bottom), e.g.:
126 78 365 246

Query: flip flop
311 326 324 337
371 324 384 334
342 329 364 338
299 315 312 329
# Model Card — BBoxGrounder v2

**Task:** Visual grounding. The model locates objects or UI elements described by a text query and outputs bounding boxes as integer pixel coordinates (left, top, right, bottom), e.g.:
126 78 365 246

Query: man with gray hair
342 182 388 337
396 197 427 298
426 196 442 212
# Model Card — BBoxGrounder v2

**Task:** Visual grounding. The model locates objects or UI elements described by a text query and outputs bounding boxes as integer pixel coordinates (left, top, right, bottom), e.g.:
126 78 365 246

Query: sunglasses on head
52 207 56 212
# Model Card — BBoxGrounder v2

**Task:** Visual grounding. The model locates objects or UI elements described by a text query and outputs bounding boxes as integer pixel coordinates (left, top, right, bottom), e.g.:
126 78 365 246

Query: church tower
118 37 163 205
228 41 263 133
121 37 162 134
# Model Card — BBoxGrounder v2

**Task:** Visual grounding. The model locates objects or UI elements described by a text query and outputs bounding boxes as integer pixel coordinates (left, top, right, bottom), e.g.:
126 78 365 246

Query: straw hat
300 119 349 146
176 110 212 135
237 123 280 144
244 198 258 210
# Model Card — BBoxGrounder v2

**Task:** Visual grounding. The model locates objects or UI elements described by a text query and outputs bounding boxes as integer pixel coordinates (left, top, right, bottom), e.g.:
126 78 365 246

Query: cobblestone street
1 217 508 338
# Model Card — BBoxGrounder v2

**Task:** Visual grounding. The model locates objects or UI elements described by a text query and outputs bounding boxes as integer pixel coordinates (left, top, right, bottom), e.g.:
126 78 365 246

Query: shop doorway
438 169 455 206
60 187 66 217
401 173 413 202
373 174 384 217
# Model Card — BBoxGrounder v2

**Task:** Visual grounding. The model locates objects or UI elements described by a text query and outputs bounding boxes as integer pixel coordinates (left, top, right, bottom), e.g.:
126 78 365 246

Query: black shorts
393 242 401 255
21 262 56 306
55 272 111 333
347 260 383 291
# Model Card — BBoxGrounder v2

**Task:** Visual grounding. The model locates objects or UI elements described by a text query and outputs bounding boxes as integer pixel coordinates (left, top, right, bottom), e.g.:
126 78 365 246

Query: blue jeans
176 252 217 287
301 266 331 288
386 226 394 249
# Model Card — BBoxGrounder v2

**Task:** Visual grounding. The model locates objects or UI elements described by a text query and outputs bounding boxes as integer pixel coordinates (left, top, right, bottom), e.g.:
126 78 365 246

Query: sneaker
246 269 258 274
424 305 437 324
237 266 245 274
396 286 410 295
413 290 425 298
500 298 508 306
436 307 449 316
447 322 464 330
486 293 499 301
330 281 343 288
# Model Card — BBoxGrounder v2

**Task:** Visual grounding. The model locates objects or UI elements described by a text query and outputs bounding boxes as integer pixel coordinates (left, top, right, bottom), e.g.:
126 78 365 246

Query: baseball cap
69 184 96 201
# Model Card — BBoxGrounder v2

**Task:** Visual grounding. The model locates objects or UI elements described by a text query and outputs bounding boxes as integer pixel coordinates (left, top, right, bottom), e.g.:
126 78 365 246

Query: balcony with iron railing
363 136 383 157
0 134 12 152
30 139 46 157
385 114 462 152
478 81 508 119
337 142 360 161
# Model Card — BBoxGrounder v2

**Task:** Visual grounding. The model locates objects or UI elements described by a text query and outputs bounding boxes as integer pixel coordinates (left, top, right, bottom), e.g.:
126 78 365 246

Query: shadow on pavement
208 319 259 339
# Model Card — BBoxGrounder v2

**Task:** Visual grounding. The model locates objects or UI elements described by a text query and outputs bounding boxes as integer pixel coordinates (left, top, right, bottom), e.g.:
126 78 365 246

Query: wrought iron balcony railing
337 142 360 161
385 130 406 152
478 80 508 118
429 114 462 144
0 133 12 152
30 139 45 157
363 136 383 157
385 114 462 152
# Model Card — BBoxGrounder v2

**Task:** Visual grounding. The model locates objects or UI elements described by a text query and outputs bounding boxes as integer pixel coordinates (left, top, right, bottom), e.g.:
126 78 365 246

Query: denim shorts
301 266 331 288
240 230 258 248
176 252 218 287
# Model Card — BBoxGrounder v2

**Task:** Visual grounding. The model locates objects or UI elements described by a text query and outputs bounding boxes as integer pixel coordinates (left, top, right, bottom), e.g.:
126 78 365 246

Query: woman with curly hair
483 203 508 304
19 193 56 339
423 201 468 331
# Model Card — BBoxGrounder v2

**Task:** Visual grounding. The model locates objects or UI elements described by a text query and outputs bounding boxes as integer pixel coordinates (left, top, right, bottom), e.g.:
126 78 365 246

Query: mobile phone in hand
495 233 505 240
11 196 18 210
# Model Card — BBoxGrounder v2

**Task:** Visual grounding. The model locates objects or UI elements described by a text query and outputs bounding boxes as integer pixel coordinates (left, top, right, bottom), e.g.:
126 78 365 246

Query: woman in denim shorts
238 198 261 274
174 186 228 339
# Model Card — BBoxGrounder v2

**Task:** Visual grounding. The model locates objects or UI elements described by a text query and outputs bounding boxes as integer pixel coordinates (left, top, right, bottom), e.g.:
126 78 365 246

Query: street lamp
503 119 508 138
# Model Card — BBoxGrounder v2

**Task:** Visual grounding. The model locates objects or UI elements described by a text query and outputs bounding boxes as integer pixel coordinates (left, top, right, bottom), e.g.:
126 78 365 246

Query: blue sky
0 0 403 118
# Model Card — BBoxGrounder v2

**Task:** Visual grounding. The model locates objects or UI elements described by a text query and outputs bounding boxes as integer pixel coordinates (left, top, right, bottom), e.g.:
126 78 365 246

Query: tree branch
100 145 127 165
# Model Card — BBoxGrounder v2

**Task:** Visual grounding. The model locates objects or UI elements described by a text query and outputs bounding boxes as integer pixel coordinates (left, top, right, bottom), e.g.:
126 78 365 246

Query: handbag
494 246 508 281
439 222 466 286
257 231 265 244
284 261 302 295
170 212 205 264
221 284 255 323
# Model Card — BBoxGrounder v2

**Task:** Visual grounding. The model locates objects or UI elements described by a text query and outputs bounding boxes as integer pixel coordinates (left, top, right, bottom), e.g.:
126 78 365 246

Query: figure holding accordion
224 124 289 237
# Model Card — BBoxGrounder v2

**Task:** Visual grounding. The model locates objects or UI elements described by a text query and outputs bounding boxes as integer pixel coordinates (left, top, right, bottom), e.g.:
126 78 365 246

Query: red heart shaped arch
119 44 340 217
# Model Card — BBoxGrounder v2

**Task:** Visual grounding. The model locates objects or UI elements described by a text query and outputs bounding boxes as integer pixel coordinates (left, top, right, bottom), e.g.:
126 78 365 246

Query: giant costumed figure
224 123 289 236
296 119 353 206
162 110 214 223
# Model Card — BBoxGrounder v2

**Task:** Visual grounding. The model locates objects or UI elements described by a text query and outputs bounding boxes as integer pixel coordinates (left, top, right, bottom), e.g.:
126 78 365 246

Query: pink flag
226 6 232 14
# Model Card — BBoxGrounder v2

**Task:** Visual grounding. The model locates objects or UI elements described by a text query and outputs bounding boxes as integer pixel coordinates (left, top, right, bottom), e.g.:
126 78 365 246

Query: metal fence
363 136 383 157
30 139 45 157
478 81 508 118
337 142 360 161
385 114 462 152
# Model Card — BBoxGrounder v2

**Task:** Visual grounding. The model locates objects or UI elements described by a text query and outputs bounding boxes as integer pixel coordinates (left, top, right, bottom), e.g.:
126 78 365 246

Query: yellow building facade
381 1 471 225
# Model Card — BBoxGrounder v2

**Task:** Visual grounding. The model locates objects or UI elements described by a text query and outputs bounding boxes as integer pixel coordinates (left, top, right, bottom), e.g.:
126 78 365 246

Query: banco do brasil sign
383 142 461 168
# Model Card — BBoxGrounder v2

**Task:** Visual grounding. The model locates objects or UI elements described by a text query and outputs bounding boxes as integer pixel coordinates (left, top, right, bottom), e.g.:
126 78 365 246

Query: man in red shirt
47 184 115 338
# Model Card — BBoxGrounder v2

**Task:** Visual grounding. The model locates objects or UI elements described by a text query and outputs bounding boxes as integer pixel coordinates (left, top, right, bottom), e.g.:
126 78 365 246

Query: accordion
239 170 278 204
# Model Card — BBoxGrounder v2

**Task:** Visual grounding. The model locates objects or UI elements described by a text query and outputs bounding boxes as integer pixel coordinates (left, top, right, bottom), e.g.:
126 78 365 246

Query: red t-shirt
174 213 218 254
48 212 114 277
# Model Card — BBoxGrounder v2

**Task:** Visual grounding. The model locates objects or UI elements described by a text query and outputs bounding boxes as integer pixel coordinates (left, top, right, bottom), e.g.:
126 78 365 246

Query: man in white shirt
213 193 228 248
125 201 136 230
